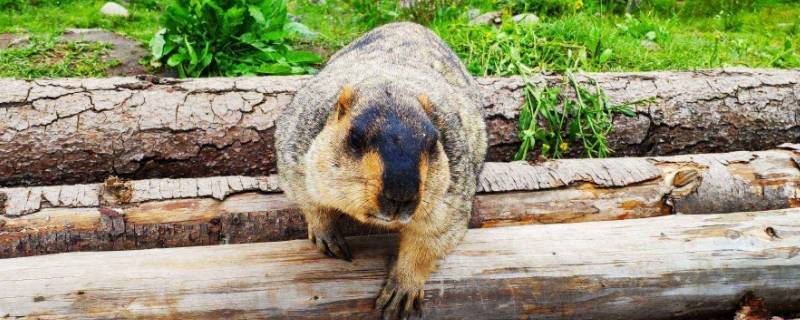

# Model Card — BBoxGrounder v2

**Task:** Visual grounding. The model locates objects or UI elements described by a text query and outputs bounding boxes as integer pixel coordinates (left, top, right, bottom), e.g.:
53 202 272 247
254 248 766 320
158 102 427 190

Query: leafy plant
150 0 321 77
513 70 635 160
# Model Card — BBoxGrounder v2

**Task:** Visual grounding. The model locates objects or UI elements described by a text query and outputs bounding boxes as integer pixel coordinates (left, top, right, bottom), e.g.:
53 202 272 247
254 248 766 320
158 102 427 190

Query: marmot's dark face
348 103 439 222
304 85 451 227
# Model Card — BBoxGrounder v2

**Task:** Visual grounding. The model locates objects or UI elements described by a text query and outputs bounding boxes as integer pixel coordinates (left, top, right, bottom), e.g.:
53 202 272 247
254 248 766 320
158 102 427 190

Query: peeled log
2 149 798 258
1 68 798 187
1 210 798 319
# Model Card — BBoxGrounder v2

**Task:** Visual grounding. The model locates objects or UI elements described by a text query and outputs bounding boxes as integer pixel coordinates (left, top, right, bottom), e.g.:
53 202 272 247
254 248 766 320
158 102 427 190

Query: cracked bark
2 210 799 319
1 68 798 187
2 149 798 258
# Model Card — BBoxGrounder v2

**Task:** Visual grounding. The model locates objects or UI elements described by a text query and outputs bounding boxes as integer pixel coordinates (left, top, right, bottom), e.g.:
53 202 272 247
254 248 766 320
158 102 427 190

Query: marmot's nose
379 193 419 221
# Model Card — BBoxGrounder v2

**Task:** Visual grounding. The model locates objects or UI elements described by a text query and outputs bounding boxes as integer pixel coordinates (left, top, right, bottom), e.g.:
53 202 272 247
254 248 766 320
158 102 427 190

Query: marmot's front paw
308 226 352 261
375 274 424 320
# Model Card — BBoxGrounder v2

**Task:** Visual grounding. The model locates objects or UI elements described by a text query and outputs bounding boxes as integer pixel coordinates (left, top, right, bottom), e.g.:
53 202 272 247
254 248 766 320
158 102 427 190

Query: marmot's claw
309 228 352 261
376 276 424 320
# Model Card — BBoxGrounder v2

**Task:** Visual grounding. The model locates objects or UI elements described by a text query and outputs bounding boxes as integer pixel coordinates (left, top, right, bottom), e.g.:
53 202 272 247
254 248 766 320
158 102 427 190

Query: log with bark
2 148 798 258
1 68 798 187
1 209 798 319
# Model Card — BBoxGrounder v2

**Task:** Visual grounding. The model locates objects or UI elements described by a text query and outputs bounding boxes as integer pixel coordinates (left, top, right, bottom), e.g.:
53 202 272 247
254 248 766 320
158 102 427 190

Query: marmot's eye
348 132 365 154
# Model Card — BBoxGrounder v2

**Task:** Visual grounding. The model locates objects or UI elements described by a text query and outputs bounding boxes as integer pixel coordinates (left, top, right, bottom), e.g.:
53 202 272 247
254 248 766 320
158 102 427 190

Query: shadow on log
1 210 798 319
1 68 798 187
1 149 798 258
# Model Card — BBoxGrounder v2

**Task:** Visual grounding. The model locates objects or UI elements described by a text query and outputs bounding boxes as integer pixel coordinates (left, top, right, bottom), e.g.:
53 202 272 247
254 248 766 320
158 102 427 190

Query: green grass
0 0 162 42
292 0 800 74
0 36 119 78
1 0 799 76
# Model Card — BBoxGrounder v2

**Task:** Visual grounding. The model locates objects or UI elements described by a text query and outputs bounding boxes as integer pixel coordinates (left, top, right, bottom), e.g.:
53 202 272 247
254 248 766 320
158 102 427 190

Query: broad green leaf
150 28 167 59
184 38 198 65
598 48 612 63
167 52 186 67
222 7 246 37
285 22 318 40
262 30 289 41
284 50 322 63
258 63 292 74
249 5 266 25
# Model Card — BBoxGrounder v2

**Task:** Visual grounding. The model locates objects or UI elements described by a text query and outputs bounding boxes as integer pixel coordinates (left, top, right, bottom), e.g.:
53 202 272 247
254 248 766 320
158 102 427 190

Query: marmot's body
275 22 487 318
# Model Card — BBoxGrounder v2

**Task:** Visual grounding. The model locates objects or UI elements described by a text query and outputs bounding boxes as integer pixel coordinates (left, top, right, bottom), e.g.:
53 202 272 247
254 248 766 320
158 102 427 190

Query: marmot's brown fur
275 22 487 318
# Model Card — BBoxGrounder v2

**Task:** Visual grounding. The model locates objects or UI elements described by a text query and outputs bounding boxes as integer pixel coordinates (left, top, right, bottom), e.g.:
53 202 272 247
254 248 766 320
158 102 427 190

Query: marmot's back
325 22 475 91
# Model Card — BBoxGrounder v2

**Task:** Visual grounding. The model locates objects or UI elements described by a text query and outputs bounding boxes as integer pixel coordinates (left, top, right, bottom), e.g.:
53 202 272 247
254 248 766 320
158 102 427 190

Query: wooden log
1 68 798 187
1 209 798 319
2 149 798 258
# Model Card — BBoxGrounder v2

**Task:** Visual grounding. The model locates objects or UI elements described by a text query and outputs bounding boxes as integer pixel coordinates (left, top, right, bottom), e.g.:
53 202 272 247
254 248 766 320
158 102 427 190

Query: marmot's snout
378 153 422 222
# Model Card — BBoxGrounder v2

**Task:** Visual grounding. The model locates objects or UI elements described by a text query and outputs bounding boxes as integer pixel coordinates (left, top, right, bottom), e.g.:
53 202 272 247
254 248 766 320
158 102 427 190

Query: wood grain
1 209 798 319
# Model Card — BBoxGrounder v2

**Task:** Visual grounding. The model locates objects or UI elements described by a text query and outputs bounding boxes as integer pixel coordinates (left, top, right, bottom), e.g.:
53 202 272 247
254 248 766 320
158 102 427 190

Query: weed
513 70 635 160
149 0 321 77
400 0 465 25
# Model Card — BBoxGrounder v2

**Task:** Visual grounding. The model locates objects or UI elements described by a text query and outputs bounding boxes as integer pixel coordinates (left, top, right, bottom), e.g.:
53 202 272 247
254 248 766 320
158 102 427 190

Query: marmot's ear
417 95 434 116
336 85 355 119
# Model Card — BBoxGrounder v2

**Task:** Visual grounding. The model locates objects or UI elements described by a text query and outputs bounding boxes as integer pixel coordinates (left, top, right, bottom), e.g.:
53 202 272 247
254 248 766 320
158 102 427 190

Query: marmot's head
305 84 450 227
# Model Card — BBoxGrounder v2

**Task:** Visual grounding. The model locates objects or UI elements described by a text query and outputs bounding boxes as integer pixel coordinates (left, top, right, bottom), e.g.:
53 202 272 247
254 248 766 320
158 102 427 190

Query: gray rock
640 39 660 51
512 13 539 25
469 11 501 26
100 2 129 18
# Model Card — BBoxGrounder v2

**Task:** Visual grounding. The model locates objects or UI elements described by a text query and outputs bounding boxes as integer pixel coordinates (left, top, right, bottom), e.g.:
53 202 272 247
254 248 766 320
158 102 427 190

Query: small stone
512 13 539 25
469 11 501 26
640 39 660 51
0 33 30 49
467 8 481 19
100 2 129 18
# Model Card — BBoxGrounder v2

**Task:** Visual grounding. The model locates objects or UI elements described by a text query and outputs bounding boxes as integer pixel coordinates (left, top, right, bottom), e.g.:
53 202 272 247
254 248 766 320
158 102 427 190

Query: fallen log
1 68 798 187
1 209 798 319
2 149 798 258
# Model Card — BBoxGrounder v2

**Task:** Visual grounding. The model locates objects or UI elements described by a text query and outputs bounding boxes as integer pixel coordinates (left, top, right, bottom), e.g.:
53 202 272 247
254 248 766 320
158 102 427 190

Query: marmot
275 22 487 318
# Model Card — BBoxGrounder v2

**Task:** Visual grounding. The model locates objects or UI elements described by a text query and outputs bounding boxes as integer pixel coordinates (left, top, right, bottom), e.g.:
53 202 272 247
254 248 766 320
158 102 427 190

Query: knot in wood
672 169 701 188
100 176 133 206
